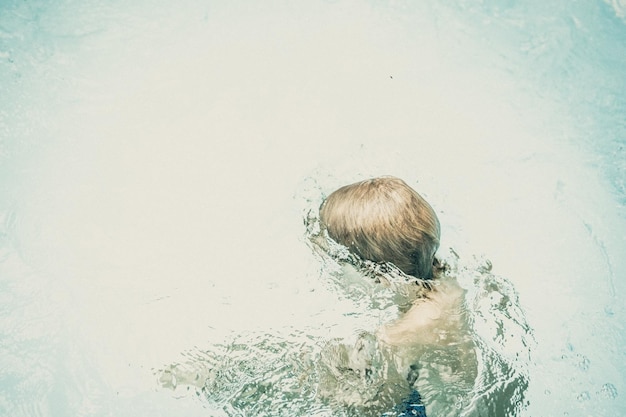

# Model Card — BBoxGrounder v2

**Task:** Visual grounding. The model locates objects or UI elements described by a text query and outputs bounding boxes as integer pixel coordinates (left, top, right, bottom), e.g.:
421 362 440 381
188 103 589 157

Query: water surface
1 0 625 416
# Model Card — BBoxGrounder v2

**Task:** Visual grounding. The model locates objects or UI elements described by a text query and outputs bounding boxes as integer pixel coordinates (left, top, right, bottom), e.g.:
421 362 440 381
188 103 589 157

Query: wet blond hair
319 176 440 279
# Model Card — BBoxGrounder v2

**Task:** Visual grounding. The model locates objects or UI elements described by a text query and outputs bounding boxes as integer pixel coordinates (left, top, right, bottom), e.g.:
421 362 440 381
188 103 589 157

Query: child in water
317 176 473 416
319 176 467 348
158 175 527 417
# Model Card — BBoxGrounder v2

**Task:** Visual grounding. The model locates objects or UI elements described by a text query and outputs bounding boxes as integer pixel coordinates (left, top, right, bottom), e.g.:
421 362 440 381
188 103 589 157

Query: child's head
319 176 440 279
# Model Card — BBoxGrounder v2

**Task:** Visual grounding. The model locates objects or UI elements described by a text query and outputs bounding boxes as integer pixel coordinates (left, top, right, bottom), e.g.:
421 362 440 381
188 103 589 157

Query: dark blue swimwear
382 389 427 417
397 390 427 417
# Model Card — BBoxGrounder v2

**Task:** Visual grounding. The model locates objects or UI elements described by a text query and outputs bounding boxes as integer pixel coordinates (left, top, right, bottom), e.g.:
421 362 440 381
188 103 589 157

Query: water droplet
576 354 590 371
455 396 464 409
599 383 618 399
577 391 590 402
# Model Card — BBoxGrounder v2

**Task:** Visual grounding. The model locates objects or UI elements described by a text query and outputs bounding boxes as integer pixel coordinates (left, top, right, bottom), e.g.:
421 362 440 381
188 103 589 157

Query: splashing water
156 183 534 417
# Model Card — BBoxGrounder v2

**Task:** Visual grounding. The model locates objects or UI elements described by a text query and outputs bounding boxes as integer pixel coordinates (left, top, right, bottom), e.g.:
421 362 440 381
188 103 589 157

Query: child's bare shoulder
378 277 467 346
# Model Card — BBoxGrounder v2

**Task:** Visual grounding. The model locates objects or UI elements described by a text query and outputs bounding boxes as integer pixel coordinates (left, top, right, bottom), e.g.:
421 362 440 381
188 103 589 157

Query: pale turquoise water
1 0 625 416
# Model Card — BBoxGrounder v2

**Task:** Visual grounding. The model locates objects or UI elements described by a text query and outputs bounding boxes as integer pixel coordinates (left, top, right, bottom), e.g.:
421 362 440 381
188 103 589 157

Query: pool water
1 0 625 416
